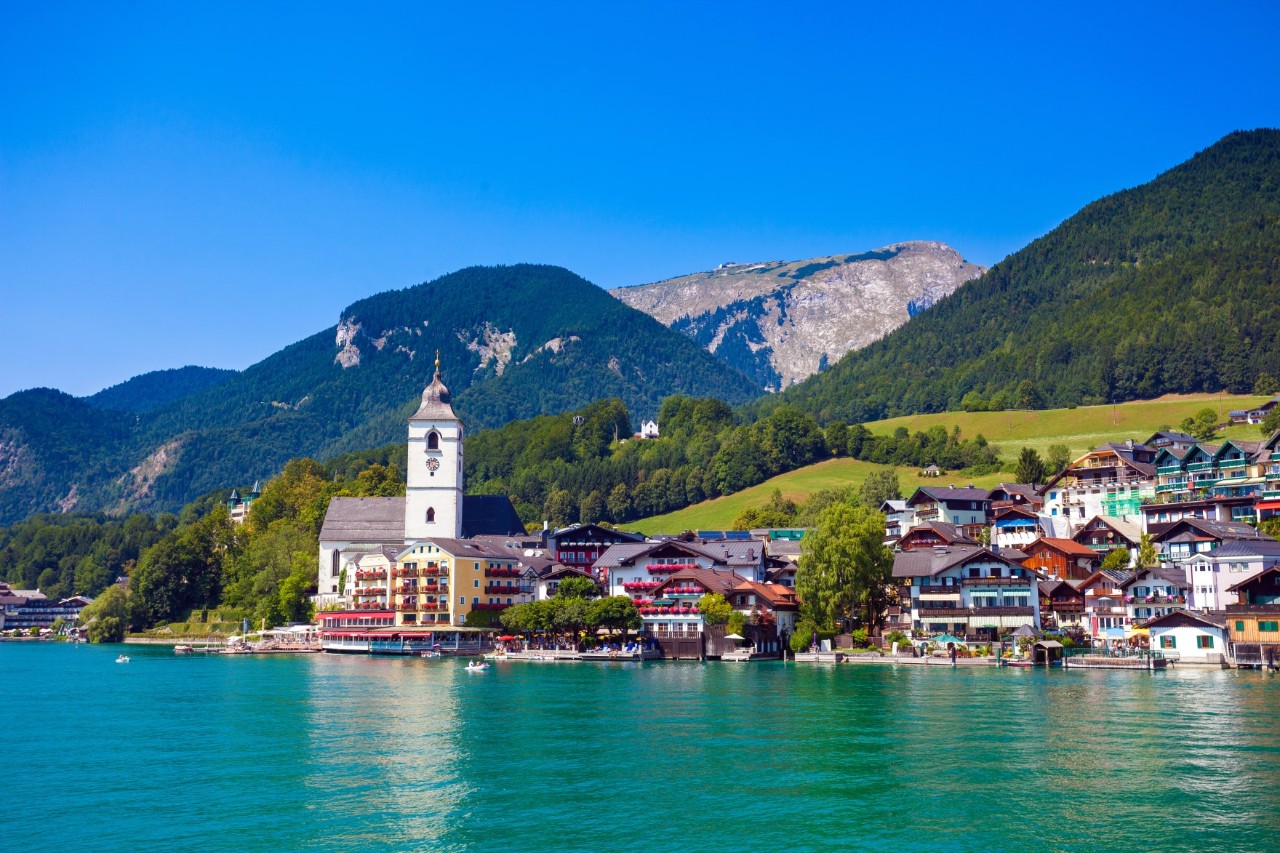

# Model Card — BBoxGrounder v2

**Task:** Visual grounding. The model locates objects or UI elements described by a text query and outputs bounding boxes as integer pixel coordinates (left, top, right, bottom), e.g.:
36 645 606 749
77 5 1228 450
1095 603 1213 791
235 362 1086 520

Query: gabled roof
653 568 747 597
1143 609 1228 630
399 538 501 560
989 483 1043 504
550 523 645 544
1119 567 1188 590
319 496 406 543
1143 431 1197 447
907 486 991 505
541 566 596 582
880 500 908 513
1038 579 1082 597
1041 444 1157 490
898 521 979 546
892 545 1017 578
1154 447 1191 463
733 580 800 609
1153 517 1269 543
1076 569 1135 590
1073 515 1142 546
594 539 763 571
1214 439 1263 460
1028 537 1100 558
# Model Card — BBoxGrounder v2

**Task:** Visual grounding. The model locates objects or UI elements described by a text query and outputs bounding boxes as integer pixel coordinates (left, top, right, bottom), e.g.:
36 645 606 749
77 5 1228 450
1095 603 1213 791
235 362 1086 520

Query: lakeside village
9 369 1280 672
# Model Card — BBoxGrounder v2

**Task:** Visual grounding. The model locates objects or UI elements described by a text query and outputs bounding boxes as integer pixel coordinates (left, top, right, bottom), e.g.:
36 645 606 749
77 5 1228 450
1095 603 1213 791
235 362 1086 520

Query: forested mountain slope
0 265 760 523
84 366 238 414
759 129 1280 424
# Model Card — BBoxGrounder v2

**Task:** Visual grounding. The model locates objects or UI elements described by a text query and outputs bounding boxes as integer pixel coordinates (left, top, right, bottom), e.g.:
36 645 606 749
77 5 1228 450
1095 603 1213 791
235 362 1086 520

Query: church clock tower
405 354 464 540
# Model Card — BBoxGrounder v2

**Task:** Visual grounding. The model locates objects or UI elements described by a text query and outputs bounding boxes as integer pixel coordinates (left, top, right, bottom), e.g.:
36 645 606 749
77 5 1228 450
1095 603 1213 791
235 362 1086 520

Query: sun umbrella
723 633 746 641
497 635 517 641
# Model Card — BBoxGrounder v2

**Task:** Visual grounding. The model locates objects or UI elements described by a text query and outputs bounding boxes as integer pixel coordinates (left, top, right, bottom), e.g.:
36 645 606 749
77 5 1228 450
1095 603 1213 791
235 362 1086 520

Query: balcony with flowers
354 601 390 611
472 602 510 611
355 570 388 581
418 601 447 612
485 583 521 595
639 602 701 617
354 587 387 597
486 567 522 578
647 562 698 574
663 584 705 596
623 581 661 592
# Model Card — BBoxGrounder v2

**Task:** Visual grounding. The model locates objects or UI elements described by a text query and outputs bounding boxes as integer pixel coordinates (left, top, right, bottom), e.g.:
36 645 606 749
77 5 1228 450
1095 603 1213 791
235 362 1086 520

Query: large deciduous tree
859 469 901 507
796 504 893 631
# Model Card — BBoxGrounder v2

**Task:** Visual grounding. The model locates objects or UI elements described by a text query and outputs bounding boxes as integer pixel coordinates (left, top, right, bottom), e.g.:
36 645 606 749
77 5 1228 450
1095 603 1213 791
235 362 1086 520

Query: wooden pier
1063 653 1167 671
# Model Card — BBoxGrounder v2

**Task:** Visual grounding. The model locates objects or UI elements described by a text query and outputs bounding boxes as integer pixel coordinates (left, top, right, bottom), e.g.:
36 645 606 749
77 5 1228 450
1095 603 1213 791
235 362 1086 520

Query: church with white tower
315 356 526 604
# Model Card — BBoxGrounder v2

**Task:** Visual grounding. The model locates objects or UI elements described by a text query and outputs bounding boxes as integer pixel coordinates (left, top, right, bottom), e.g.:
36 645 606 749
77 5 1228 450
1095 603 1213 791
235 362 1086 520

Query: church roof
410 355 458 421
319 497 406 543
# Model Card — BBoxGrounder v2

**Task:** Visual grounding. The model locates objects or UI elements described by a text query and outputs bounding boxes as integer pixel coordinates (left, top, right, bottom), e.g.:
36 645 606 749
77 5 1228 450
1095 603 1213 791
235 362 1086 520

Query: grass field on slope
868 393 1269 462
624 459 1006 536
627 393 1273 534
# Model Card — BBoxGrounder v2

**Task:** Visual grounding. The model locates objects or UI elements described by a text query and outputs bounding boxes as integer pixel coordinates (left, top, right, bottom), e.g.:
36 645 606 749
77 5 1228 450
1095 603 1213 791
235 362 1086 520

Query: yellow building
395 539 527 628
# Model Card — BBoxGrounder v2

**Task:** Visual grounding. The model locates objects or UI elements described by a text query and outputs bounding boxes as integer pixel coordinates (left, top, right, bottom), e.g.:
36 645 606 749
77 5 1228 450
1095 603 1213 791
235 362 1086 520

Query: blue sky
2 1 1278 398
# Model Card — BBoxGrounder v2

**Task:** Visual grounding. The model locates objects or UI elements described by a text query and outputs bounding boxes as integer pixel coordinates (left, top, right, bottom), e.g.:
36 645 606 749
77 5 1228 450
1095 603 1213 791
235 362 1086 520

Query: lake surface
3 643 1279 852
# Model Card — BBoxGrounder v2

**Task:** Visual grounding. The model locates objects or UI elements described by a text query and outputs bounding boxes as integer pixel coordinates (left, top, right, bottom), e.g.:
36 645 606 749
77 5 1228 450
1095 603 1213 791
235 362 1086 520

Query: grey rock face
612 241 984 390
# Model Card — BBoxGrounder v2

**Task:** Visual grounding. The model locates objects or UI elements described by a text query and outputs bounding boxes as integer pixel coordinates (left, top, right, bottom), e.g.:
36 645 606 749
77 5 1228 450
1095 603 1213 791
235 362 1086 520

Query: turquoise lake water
3 643 1279 852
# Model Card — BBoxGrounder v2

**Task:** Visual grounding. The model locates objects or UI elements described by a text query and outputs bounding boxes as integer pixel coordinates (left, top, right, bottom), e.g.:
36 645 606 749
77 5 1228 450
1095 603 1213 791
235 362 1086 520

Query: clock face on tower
426 457 440 471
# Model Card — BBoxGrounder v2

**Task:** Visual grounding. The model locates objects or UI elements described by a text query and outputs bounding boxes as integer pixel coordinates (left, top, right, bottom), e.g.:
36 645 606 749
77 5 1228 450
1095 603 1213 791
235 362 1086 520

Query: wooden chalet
1226 567 1280 668
1023 537 1101 581
1037 579 1085 631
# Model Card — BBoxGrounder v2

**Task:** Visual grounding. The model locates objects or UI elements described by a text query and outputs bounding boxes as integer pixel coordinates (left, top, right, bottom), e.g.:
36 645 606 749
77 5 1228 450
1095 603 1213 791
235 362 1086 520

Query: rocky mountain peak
612 241 984 390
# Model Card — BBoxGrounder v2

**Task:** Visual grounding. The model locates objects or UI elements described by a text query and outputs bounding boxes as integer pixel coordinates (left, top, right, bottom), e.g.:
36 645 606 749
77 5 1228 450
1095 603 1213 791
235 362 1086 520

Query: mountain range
0 265 762 524
613 241 984 390
3 128 1277 526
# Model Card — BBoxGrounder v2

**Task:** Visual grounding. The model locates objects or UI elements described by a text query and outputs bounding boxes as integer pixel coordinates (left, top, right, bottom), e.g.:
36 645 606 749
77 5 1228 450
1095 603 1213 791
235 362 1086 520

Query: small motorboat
116 654 130 664
420 651 442 658
174 645 194 654
465 661 490 672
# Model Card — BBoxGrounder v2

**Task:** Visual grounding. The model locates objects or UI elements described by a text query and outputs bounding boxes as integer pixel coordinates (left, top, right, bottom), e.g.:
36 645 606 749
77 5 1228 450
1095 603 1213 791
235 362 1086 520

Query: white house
1146 610 1229 663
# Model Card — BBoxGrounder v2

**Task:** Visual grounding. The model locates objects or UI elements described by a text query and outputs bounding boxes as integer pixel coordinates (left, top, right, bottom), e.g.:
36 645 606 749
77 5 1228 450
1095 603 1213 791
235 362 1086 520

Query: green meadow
627 393 1272 534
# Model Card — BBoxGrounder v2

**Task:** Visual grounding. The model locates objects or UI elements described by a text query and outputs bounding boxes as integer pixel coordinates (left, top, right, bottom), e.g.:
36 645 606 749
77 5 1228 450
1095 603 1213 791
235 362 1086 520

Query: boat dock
1063 653 1168 671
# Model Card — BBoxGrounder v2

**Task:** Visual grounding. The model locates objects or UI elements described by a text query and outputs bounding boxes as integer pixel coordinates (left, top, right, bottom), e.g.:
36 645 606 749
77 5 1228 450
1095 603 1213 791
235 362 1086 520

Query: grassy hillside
624 459 1007 535
868 392 1270 461
627 392 1273 533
